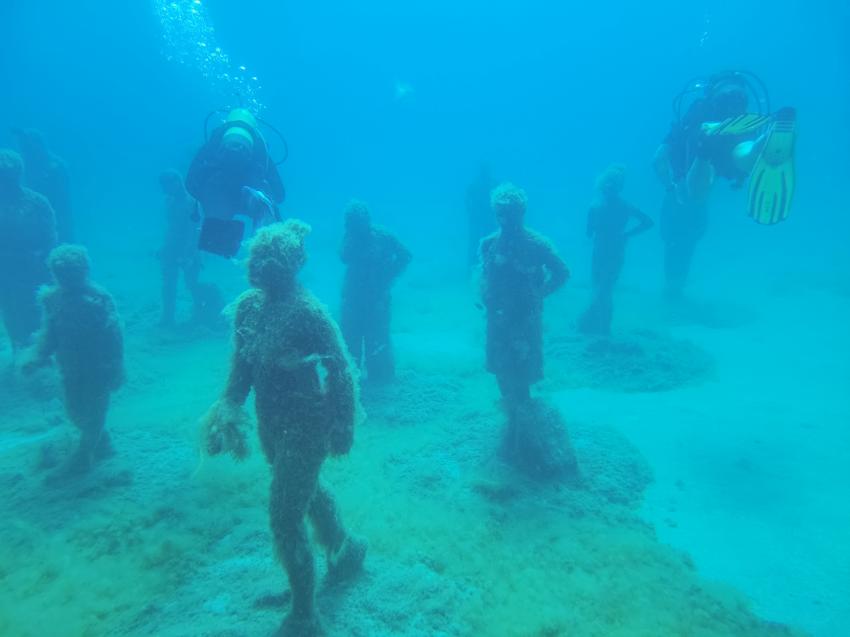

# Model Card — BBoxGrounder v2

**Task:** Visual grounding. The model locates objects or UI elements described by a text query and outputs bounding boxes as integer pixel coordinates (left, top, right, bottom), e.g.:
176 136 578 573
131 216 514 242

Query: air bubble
153 0 266 113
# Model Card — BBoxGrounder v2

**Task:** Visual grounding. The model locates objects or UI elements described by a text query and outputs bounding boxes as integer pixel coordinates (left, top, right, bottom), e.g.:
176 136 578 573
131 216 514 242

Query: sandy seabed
0 267 847 637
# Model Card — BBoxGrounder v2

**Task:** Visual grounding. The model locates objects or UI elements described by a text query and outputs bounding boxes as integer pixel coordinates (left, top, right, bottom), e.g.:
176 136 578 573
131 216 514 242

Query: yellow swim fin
704 112 772 137
748 107 797 225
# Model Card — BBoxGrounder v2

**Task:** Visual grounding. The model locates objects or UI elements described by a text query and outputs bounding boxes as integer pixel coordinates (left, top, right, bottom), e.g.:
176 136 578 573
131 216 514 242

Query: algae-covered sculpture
203 219 366 637
339 199 411 382
24 245 124 478
479 182 569 402
479 183 577 480
578 164 653 335
12 128 74 243
0 148 56 355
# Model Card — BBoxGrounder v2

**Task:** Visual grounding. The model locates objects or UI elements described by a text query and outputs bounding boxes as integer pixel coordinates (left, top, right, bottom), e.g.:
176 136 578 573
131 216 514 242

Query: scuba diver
186 108 286 258
653 71 797 298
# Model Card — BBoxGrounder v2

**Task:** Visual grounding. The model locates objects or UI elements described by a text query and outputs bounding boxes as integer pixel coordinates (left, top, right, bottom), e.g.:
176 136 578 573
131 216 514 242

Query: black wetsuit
186 123 284 257
660 99 749 298
665 98 748 186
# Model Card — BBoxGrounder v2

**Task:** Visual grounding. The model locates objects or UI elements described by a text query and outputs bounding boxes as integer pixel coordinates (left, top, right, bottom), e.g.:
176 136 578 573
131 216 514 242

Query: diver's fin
748 107 797 225
704 112 773 137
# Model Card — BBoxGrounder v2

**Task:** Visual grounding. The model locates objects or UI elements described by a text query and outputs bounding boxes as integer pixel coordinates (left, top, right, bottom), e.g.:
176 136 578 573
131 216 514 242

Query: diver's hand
700 121 721 135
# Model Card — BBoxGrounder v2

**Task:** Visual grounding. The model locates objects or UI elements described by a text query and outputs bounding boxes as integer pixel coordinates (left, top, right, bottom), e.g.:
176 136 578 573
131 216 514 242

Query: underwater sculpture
479 183 577 480
157 170 223 327
466 162 495 269
339 199 411 382
577 164 654 335
12 128 74 243
23 245 125 478
0 148 57 356
203 220 366 637
479 183 569 402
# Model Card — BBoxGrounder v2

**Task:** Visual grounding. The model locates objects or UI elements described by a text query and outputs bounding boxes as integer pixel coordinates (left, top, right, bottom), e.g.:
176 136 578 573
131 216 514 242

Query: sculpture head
248 219 312 296
491 182 527 233
48 244 91 289
595 163 626 199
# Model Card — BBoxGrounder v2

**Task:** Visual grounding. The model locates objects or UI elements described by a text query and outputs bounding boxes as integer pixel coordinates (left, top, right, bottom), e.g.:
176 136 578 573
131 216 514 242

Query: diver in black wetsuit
578 164 653 335
653 71 770 299
186 108 285 258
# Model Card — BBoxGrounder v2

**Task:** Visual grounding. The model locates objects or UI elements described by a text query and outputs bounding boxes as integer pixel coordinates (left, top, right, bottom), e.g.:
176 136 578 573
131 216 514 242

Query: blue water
1 1 848 635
